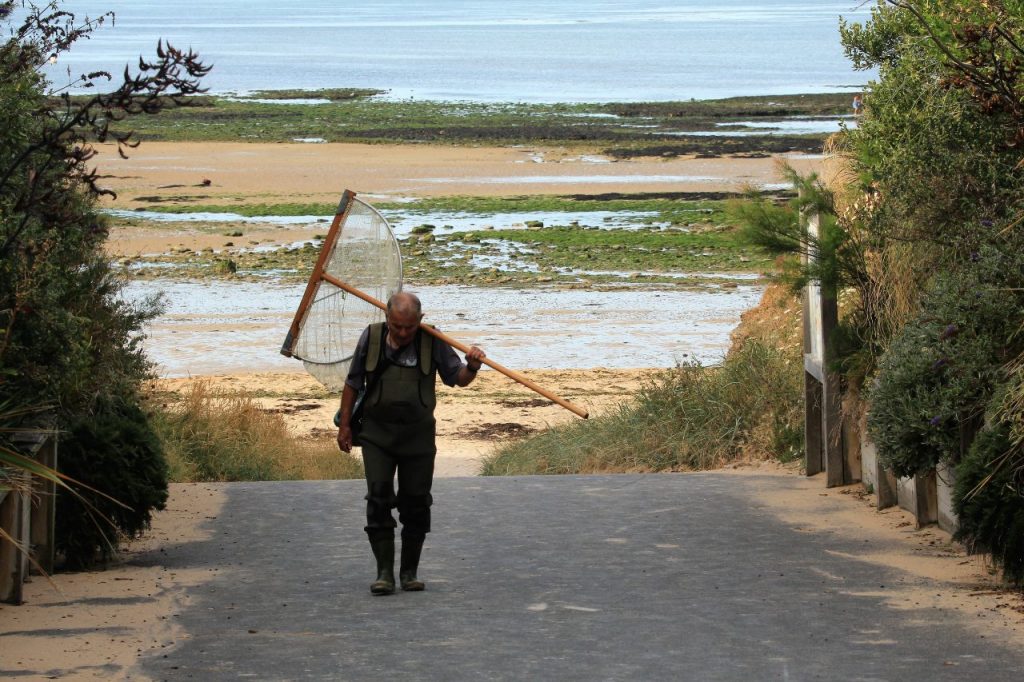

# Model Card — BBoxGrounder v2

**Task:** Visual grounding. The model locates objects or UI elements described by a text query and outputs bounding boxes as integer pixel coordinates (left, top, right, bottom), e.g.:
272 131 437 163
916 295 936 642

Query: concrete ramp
137 474 1023 680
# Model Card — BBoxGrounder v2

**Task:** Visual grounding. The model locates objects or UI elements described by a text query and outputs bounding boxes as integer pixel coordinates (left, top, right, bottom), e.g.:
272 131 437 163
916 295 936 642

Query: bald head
385 292 423 348
387 291 422 317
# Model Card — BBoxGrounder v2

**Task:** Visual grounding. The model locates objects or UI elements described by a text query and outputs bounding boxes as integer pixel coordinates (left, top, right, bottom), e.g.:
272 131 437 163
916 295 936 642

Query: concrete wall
936 462 958 534
858 426 954 531
897 470 938 529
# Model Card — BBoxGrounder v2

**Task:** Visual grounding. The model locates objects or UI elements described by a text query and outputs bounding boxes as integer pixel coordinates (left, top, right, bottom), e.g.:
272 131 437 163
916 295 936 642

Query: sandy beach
98 141 821 257
96 141 822 204
100 140 799 472
4 141 1023 678
99 140 790 472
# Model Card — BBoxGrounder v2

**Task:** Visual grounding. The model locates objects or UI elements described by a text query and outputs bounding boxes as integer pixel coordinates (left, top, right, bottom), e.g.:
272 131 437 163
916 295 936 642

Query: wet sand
96 141 822 214
124 279 764 377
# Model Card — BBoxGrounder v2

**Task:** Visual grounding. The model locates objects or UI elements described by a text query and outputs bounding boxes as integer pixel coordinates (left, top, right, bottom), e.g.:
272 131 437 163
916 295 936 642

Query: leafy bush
954 421 1024 585
837 1 1024 584
730 166 858 300
55 396 168 569
0 4 208 567
867 248 1024 478
481 341 802 475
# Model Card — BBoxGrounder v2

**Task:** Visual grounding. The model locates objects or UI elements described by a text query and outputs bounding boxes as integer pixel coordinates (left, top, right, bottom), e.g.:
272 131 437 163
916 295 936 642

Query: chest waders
360 323 436 594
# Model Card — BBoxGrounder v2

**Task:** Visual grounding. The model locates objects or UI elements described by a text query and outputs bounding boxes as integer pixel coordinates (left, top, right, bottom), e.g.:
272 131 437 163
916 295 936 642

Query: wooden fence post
0 483 29 604
29 434 57 574
802 208 847 487
1 431 58 604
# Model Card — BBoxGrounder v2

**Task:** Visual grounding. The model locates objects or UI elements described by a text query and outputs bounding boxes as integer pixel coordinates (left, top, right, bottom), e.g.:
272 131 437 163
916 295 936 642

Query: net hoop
281 190 402 390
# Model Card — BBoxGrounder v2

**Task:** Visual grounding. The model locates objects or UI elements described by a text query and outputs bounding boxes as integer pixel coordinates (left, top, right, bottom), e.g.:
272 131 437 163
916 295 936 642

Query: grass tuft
480 341 802 475
152 381 362 482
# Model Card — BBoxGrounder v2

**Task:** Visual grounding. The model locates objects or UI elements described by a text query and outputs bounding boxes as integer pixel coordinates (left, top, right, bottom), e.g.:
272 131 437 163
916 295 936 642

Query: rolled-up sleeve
344 326 371 391
434 337 465 387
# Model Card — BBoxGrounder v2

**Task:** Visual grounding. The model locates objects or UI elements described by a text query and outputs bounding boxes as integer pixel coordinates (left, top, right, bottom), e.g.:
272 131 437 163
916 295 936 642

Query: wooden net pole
320 272 589 419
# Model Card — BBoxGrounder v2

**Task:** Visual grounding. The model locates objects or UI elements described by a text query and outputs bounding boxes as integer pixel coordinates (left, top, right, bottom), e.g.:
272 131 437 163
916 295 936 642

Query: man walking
336 291 485 595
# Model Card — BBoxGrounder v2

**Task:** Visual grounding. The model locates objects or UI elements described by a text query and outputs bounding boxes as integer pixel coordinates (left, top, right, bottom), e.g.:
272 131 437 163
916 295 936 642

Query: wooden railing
0 431 57 604
802 205 956 531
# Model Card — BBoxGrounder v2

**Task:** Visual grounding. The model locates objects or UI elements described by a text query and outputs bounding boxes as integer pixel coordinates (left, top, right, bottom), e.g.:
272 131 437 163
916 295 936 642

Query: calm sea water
32 0 873 102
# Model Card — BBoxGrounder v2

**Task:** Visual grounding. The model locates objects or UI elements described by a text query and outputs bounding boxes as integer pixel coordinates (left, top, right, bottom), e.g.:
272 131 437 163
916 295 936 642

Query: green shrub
56 396 168 569
867 248 1024 478
481 341 802 475
954 421 1024 585
1 4 209 568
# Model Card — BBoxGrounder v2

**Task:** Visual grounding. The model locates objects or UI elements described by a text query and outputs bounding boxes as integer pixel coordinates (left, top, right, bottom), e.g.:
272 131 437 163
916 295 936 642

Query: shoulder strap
418 325 435 376
365 322 386 373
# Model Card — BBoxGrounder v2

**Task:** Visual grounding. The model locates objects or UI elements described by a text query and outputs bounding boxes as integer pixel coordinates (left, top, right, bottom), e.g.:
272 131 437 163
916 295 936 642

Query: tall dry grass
152 381 362 482
480 341 803 476
823 133 942 351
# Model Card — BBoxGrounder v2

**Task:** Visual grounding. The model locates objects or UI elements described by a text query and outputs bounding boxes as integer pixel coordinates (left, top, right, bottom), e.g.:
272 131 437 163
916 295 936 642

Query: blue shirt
344 325 465 391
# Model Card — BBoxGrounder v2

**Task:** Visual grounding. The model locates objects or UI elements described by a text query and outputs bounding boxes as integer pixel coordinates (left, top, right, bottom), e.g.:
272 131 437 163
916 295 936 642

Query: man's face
386 309 421 348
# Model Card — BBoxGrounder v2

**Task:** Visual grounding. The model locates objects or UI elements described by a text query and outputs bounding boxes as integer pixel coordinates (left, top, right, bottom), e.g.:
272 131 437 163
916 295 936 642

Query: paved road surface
135 474 1024 680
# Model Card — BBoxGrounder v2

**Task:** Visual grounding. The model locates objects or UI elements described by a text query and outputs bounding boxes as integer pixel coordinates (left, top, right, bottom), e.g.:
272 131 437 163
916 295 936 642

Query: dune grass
480 341 803 475
152 381 362 482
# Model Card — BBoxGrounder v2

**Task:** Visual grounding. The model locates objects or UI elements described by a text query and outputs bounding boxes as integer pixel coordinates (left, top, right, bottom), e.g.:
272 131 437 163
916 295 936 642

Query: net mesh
290 195 402 391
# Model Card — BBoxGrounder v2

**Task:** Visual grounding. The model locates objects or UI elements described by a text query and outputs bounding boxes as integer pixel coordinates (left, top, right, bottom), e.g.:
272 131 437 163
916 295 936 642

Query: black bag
333 360 386 446
349 389 367 446
334 388 368 445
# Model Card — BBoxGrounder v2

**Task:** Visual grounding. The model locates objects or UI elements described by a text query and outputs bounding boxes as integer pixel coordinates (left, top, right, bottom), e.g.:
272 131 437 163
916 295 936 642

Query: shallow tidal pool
124 280 764 376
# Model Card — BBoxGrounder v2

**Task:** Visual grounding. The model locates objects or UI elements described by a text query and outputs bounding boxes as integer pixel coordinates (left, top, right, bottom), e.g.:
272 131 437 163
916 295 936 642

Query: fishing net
281 191 402 391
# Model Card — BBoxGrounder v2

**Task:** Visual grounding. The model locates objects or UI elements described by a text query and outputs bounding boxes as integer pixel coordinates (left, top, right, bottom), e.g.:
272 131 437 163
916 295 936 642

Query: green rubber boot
399 538 426 592
369 537 396 595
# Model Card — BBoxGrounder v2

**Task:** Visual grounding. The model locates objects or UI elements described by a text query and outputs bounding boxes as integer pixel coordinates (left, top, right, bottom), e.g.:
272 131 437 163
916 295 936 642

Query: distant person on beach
336 291 485 595
852 94 863 117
